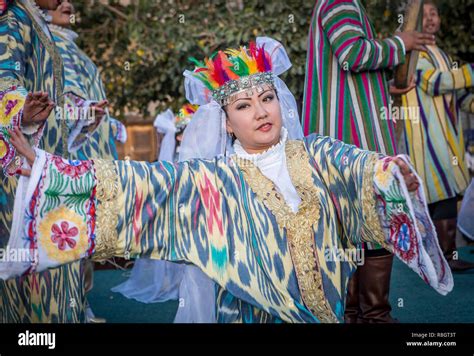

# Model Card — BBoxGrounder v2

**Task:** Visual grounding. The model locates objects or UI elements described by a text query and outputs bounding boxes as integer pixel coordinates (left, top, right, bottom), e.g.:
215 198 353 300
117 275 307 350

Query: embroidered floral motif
389 213 417 262
372 158 419 263
38 206 89 263
0 131 15 166
26 154 96 270
374 157 395 191
0 90 24 126
52 156 92 178
50 221 78 250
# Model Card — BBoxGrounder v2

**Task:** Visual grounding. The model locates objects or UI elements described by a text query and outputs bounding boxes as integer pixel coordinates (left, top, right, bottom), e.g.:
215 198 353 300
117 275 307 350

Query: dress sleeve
4 151 234 291
0 11 44 174
307 134 453 295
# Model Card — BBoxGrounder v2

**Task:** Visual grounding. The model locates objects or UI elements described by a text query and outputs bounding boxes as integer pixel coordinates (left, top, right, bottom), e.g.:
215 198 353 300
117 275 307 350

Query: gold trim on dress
0 78 23 93
93 159 119 261
361 155 386 246
235 140 338 323
22 2 66 154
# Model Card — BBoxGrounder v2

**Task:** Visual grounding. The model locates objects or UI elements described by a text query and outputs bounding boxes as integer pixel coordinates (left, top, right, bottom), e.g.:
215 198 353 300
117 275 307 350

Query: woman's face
36 0 62 10
49 0 74 27
225 84 282 154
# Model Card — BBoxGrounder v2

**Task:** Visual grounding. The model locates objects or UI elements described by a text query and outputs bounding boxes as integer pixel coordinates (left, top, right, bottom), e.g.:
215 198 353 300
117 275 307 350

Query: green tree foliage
75 0 473 119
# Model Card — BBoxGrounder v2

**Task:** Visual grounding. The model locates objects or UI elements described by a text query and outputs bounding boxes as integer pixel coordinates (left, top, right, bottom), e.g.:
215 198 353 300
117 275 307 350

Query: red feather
249 42 258 60
256 46 266 72
210 51 227 85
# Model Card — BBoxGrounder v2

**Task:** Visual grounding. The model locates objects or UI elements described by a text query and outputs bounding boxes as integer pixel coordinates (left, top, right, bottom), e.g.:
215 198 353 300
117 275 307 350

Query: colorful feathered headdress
189 42 275 106
175 103 198 132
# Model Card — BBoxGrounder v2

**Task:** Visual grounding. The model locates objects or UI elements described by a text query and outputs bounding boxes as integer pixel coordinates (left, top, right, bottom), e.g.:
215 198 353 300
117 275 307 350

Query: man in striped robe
302 0 435 323
400 0 474 271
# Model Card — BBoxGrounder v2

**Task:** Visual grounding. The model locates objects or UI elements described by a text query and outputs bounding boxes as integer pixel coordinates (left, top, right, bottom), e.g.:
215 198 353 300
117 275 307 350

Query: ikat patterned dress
6 134 453 323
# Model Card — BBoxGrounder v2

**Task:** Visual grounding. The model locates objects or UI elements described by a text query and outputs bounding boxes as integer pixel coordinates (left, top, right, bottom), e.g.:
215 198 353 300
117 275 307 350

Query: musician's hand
389 76 416 95
8 126 36 167
396 31 435 52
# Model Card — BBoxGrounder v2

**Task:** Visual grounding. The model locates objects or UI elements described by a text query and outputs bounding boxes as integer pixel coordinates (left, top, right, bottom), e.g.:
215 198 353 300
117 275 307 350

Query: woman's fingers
9 126 20 141
393 157 420 192
38 93 49 103
394 157 410 174
9 127 28 150
405 173 420 192
8 127 36 166
15 168 31 177
15 126 28 145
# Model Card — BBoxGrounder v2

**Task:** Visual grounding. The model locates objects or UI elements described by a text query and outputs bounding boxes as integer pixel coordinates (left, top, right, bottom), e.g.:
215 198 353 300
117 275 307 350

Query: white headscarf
153 109 177 161
179 37 304 161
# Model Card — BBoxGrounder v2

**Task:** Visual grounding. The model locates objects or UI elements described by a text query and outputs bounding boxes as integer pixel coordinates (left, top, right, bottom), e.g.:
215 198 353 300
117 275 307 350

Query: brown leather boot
344 268 360 323
358 253 397 323
434 219 474 272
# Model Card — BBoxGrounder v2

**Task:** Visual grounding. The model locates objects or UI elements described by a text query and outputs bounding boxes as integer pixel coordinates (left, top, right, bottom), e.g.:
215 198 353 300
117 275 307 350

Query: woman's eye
263 95 274 102
236 103 249 110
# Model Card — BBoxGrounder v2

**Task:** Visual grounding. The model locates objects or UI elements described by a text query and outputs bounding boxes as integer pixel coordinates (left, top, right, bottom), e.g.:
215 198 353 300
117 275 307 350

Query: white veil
179 37 303 161
153 109 176 161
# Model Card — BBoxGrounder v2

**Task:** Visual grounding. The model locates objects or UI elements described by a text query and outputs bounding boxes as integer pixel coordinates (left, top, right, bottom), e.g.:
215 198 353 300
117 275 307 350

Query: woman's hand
393 156 420 192
22 91 55 126
89 100 108 124
8 126 35 174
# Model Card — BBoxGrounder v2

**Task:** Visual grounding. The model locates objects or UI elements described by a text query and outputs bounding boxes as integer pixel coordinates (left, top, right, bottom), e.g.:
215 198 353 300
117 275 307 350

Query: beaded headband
189 42 274 106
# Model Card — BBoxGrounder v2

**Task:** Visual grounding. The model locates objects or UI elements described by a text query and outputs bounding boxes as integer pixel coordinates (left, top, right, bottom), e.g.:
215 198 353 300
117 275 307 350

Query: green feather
230 57 249 77
188 56 205 68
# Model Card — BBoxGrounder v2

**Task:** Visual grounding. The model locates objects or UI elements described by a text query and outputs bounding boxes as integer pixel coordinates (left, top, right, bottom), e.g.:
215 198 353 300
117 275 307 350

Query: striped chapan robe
302 0 405 156
400 45 473 204
5 134 453 323
48 25 119 161
0 1 85 323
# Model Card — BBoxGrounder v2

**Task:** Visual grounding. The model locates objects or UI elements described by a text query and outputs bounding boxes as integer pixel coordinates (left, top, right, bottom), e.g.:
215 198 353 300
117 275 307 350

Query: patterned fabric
0 0 12 15
0 1 84 323
49 27 118 160
13 134 452 323
24 154 96 274
400 45 473 204
109 118 127 144
302 0 405 156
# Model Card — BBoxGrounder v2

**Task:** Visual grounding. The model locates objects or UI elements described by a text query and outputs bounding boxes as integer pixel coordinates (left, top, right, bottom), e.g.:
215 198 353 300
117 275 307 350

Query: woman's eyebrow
258 89 273 97
233 97 252 103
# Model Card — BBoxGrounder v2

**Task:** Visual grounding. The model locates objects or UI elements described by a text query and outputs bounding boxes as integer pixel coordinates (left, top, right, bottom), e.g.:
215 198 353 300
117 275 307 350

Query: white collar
21 0 53 41
233 127 288 165
48 24 79 42
233 126 301 213
24 0 52 23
